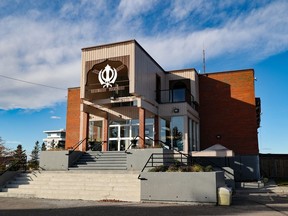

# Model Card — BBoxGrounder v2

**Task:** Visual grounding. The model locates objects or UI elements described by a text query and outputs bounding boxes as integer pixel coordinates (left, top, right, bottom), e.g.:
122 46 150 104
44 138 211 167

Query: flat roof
199 68 254 76
43 129 66 133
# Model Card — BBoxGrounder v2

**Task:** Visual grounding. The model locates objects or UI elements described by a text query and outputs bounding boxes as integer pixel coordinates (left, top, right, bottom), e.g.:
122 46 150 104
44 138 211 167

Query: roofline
133 40 166 73
68 87 80 90
199 68 254 76
81 39 166 73
43 129 66 133
81 39 136 51
167 68 197 74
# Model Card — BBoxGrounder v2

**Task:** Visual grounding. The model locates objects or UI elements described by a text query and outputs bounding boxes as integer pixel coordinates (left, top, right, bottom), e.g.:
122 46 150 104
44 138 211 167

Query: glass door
108 119 154 151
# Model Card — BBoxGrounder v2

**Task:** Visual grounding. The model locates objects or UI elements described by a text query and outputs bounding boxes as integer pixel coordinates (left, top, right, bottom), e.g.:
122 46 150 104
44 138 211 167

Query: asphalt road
0 188 287 216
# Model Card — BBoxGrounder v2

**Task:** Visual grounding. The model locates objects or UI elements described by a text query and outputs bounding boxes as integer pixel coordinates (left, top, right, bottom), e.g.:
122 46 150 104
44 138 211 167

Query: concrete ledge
140 171 226 204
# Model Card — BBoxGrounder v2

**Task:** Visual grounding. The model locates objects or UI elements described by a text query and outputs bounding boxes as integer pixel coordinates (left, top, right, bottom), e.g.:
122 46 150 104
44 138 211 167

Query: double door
108 124 138 151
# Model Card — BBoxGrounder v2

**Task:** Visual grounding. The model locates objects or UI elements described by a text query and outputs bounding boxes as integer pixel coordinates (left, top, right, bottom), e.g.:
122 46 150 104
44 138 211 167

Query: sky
0 0 287 156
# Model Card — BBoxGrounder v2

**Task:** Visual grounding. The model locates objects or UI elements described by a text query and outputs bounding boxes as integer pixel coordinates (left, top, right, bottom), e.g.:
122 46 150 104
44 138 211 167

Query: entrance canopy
192 144 234 157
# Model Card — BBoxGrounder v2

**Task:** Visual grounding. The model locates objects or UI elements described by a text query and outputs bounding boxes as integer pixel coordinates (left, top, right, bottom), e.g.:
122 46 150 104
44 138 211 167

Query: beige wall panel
166 69 199 103
159 103 199 120
134 44 165 103
81 42 135 99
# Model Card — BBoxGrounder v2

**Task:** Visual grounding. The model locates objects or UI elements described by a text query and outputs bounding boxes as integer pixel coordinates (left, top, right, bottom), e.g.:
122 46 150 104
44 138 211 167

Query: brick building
65 40 261 181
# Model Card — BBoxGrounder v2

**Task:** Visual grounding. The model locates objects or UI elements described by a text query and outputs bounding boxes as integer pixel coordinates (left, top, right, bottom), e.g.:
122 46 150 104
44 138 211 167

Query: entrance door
108 125 130 151
108 119 154 151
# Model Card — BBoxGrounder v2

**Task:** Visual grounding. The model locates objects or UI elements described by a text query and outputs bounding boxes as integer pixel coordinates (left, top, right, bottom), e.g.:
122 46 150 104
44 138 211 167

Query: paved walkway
0 182 287 216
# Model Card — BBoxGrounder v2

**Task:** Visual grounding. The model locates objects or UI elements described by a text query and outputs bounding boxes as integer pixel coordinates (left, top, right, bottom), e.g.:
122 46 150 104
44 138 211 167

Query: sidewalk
0 182 287 216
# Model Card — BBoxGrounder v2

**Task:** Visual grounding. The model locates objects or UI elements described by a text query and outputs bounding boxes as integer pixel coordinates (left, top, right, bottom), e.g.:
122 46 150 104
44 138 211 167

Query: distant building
43 129 66 149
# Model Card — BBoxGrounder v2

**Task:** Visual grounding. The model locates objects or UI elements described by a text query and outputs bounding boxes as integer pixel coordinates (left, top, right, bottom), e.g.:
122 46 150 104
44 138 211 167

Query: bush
167 164 179 172
178 166 193 172
148 165 168 172
191 164 204 172
148 163 214 173
204 165 213 172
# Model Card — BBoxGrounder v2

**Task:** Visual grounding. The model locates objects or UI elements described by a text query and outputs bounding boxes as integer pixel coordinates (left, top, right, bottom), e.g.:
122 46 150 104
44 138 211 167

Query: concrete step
3 184 140 191
71 151 128 171
0 171 140 202
77 160 126 164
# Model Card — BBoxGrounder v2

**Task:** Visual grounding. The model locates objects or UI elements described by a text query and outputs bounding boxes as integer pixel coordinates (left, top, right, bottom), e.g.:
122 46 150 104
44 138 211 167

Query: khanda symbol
98 64 118 88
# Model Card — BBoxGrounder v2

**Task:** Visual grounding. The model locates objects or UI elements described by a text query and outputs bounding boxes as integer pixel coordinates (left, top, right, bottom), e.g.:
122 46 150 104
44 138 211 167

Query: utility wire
0 74 66 90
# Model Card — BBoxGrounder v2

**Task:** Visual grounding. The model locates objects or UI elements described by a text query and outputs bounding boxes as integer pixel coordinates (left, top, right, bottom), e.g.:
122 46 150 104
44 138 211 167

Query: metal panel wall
80 41 135 99
134 44 166 103
166 69 199 103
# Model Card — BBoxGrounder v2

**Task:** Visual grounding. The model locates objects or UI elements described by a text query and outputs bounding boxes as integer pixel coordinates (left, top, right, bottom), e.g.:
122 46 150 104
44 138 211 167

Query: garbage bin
218 187 232 206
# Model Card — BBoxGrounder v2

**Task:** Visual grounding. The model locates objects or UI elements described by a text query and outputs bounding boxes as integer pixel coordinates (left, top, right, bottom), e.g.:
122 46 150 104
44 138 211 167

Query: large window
89 121 103 141
188 118 199 151
171 116 184 151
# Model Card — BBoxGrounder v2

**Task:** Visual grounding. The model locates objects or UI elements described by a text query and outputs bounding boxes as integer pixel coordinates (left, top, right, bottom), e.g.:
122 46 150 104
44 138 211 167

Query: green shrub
191 164 204 172
167 164 180 172
148 165 168 172
204 165 213 172
178 166 193 172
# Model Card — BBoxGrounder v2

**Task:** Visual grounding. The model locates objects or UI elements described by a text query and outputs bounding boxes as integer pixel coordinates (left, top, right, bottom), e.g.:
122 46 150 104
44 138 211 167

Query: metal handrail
145 136 192 163
0 156 27 176
86 140 107 151
137 136 193 179
68 137 88 155
125 135 140 153
191 157 235 178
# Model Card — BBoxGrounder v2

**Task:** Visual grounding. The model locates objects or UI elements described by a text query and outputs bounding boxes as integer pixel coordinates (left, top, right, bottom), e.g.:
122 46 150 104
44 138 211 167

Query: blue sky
0 0 287 156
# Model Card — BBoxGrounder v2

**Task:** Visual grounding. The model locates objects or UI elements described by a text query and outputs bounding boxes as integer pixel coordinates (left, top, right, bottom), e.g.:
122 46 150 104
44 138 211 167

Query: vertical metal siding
80 43 135 99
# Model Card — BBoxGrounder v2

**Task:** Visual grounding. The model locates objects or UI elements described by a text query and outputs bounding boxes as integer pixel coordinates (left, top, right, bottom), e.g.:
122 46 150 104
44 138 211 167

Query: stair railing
68 137 88 155
125 135 140 153
0 155 27 176
86 140 107 151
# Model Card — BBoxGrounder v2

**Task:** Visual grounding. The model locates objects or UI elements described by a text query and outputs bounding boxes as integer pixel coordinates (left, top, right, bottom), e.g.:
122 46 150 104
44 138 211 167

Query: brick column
102 114 108 151
80 111 89 151
139 108 146 148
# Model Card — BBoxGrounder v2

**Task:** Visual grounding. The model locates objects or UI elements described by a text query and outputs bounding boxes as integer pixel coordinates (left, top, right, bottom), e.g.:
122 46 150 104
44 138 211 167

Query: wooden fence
259 154 288 179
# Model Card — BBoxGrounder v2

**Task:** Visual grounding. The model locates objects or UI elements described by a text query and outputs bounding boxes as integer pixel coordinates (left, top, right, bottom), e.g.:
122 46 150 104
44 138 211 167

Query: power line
0 74 67 90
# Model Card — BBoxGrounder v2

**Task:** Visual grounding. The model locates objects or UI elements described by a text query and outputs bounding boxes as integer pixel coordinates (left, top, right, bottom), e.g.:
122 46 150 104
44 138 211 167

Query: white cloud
0 0 287 110
50 116 61 119
140 1 288 70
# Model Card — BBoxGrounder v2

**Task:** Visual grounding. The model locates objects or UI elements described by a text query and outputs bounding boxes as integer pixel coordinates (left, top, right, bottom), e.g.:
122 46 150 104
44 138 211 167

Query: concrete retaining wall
140 171 226 204
39 151 82 170
126 148 185 171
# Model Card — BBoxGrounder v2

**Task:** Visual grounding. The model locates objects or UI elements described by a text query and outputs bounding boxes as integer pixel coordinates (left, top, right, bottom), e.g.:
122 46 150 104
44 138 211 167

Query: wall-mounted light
173 108 180 113
216 135 221 139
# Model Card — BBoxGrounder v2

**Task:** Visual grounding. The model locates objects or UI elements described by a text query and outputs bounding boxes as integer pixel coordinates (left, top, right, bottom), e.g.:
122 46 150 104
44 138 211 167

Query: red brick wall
199 70 259 155
65 87 81 149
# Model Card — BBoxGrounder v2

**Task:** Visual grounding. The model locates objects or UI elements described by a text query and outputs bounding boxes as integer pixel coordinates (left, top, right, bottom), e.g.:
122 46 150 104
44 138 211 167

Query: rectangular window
171 116 184 151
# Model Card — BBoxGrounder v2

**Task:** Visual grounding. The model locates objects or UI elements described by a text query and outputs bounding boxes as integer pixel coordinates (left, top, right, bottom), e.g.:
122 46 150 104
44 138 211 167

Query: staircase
69 151 127 170
0 171 140 202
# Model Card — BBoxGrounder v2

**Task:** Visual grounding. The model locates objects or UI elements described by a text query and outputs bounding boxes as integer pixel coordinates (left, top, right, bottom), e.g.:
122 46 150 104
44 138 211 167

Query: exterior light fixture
173 108 180 113
216 135 221 139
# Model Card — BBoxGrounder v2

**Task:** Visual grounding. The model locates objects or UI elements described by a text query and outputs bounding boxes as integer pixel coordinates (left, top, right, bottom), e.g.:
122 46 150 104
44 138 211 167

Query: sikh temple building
65 40 261 181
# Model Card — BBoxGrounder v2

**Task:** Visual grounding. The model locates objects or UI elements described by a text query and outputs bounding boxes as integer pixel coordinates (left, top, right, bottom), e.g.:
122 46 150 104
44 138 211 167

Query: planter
140 171 226 204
